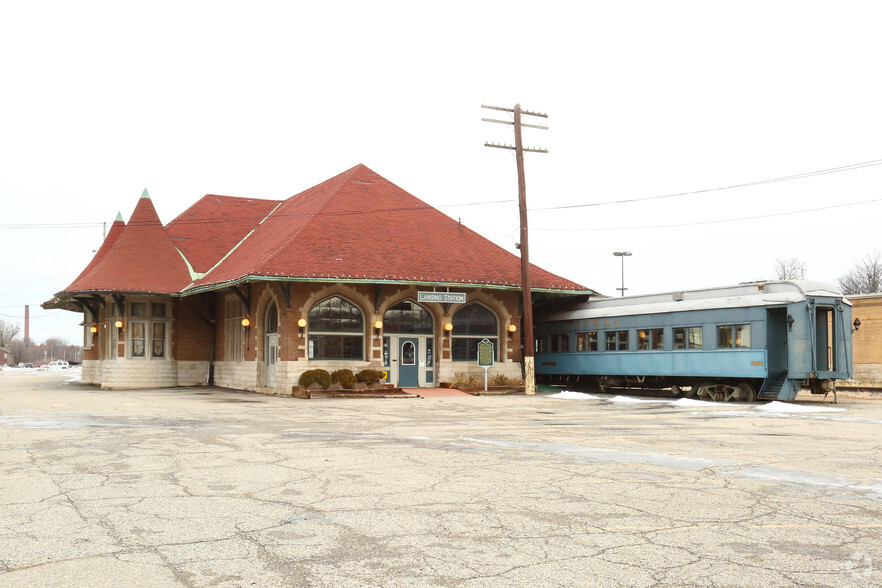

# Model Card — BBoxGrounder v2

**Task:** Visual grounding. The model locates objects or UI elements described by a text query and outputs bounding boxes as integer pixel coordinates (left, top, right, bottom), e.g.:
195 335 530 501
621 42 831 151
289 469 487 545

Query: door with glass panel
264 303 279 387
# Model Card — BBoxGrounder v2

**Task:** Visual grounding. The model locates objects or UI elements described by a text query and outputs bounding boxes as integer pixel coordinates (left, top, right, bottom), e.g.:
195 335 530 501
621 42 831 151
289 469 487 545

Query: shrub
450 373 481 389
331 369 357 389
490 374 524 387
299 369 332 388
356 369 384 386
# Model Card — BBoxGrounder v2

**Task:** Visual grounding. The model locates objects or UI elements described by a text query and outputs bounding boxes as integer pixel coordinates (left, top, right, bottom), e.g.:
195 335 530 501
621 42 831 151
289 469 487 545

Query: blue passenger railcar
534 281 854 401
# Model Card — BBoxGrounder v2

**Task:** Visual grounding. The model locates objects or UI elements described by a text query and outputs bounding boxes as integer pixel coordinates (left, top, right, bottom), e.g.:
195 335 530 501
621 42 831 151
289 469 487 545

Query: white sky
3 1 882 345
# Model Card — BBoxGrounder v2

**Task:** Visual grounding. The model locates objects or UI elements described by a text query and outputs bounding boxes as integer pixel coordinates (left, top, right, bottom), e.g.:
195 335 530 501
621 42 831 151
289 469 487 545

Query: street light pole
613 251 632 296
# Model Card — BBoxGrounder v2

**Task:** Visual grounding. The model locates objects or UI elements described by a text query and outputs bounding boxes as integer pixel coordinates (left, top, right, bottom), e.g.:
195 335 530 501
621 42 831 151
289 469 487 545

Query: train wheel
697 382 715 401
732 382 757 403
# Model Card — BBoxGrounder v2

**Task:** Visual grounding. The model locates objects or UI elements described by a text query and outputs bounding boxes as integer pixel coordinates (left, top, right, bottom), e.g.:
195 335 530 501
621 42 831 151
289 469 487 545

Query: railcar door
766 308 788 379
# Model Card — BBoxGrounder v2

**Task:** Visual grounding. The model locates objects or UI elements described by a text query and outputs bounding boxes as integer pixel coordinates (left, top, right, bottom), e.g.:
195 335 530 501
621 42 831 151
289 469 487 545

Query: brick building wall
849 295 882 385
210 280 524 394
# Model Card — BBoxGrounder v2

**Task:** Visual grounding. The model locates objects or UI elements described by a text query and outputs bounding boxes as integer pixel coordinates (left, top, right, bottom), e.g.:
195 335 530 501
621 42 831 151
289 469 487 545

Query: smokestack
24 305 29 343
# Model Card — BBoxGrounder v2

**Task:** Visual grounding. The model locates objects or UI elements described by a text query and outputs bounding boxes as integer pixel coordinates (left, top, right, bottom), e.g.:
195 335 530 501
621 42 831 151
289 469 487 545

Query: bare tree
775 258 807 280
837 250 882 295
0 319 21 347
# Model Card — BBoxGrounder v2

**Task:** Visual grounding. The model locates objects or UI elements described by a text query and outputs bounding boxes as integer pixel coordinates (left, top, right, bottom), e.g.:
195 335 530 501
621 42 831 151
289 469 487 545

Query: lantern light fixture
374 320 383 339
508 323 517 340
298 318 307 338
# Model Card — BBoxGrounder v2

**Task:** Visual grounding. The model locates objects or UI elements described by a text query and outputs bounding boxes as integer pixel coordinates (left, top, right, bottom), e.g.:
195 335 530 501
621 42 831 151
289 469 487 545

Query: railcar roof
540 280 848 321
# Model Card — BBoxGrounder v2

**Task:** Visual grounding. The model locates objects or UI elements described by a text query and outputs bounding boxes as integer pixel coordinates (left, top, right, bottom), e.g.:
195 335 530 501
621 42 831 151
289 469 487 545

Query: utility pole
482 103 548 395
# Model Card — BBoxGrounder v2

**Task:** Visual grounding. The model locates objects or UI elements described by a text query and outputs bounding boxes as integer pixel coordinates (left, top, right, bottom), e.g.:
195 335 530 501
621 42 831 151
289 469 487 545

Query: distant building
847 293 882 385
0 347 9 365
43 164 592 392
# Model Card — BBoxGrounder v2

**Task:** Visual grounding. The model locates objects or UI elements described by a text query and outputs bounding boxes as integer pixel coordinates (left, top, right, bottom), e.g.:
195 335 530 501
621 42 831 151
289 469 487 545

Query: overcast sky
3 1 881 345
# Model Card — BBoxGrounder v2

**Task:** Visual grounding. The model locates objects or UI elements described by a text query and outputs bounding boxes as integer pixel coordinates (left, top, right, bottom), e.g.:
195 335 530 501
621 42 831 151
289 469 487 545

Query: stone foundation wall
81 360 100 385
81 359 210 390
213 361 260 392
851 364 882 387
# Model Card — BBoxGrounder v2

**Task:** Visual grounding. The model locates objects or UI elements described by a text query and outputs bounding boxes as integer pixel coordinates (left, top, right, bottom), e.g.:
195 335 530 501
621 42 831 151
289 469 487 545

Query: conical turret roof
58 190 193 294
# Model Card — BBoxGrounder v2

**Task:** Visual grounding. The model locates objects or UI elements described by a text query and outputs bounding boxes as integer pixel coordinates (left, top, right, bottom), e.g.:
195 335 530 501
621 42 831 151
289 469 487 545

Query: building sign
417 291 466 304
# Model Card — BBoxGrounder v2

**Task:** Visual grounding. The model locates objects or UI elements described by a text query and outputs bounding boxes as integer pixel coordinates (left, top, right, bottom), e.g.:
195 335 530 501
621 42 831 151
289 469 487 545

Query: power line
2 157 881 230
530 158 882 211
533 195 882 232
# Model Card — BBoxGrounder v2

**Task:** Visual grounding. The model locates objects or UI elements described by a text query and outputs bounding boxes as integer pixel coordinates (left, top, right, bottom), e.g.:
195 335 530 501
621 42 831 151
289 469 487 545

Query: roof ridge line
188 200 286 289
254 165 362 271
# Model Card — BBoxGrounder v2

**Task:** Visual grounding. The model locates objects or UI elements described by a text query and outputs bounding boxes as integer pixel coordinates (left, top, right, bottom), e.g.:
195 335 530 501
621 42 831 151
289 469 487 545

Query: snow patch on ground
606 395 667 404
755 401 845 414
548 392 846 415
547 391 601 400
668 397 730 408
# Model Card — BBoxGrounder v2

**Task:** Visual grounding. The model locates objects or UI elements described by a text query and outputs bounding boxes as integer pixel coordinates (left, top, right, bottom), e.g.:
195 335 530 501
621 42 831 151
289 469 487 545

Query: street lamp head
613 251 632 257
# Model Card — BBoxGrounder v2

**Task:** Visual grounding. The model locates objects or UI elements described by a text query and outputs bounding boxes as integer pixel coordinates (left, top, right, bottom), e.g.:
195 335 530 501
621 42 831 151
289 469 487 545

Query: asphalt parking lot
2 373 881 587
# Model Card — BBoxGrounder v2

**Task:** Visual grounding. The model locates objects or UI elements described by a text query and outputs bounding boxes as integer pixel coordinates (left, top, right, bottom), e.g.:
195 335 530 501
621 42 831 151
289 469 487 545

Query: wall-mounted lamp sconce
297 318 307 338
786 314 795 330
90 325 98 335
114 319 124 337
241 318 251 350
374 320 383 339
444 322 453 340
508 324 517 340
853 317 861 332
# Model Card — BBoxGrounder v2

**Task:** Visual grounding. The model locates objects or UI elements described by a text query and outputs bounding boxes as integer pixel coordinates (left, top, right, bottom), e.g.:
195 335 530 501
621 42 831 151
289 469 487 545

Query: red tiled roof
58 192 193 294
54 166 591 301
188 165 588 292
166 194 281 274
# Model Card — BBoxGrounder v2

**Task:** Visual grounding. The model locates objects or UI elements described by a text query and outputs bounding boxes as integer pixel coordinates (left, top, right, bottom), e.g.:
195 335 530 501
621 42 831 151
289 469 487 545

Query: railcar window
689 326 702 349
639 328 663 350
717 324 750 348
550 334 559 352
735 324 751 348
560 334 570 352
718 326 734 348
674 326 703 349
651 329 664 350
576 333 585 352
605 331 616 351
587 331 598 351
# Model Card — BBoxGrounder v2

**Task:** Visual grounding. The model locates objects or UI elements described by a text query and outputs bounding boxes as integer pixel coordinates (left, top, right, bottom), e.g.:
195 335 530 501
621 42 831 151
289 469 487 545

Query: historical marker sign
477 338 494 392
477 338 494 367
417 291 466 304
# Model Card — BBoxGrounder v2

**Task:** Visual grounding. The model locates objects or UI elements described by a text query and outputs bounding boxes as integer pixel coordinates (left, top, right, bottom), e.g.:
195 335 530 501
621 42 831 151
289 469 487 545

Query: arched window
451 303 498 361
383 300 433 333
307 296 364 360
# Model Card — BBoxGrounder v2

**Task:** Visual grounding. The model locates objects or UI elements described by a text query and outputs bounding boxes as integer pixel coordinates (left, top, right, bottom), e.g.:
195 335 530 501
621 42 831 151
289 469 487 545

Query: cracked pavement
1 374 881 586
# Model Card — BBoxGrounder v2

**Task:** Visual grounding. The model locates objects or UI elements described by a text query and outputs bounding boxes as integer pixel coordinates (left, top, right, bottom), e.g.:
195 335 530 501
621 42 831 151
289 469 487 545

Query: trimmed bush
299 369 332 388
356 369 384 386
331 369 357 389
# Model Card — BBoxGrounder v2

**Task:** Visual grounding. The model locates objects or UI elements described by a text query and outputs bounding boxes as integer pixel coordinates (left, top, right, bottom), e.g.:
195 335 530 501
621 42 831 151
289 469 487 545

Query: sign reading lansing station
417 291 466 304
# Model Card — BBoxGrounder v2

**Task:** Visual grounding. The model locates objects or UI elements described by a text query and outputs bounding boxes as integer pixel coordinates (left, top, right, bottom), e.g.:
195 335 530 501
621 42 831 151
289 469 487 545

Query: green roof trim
141 188 150 200
115 211 124 222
